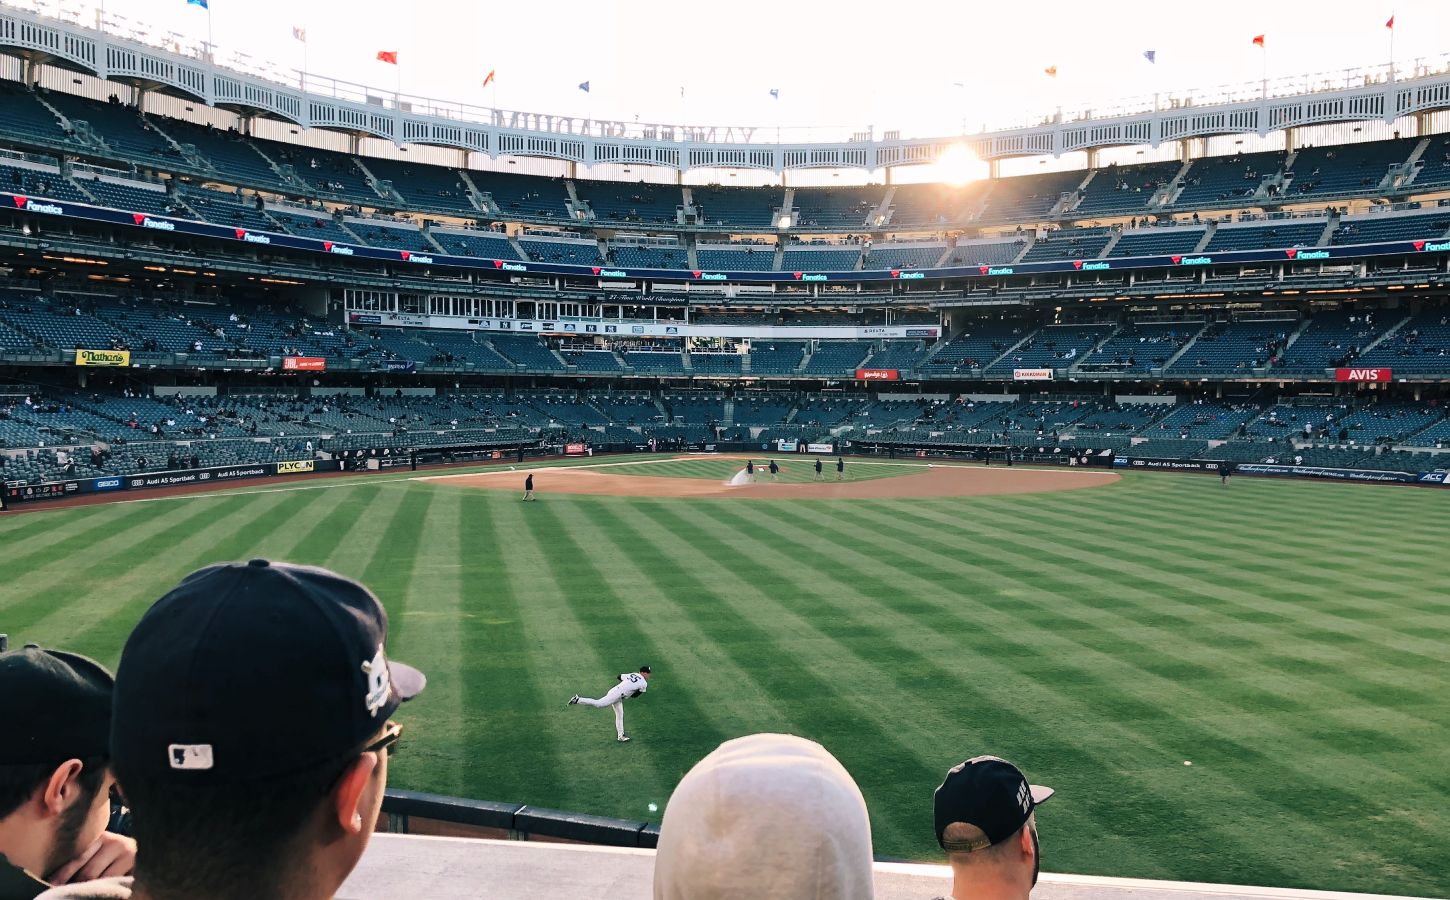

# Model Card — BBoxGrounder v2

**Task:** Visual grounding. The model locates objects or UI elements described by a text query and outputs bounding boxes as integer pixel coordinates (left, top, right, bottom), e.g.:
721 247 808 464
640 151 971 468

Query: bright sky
77 0 1449 140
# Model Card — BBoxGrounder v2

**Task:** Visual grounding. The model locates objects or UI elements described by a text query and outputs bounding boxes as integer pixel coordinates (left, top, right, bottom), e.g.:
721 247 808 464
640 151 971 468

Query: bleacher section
468 171 572 219
1021 230 1113 262
43 93 176 163
694 185 781 228
611 244 687 269
519 237 603 265
347 221 438 253
889 183 990 226
1275 311 1393 373
1108 227 1206 257
791 187 880 229
944 240 1024 267
574 181 682 225
1076 324 1193 373
780 246 862 272
489 335 565 371
921 323 1029 372
361 158 476 214
696 245 776 271
624 350 686 376
1356 311 1450 373
865 243 945 269
800 341 872 376
78 176 193 218
747 342 805 374
983 324 1113 375
1331 210 1450 246
431 227 519 259
1287 139 1413 197
0 84 74 145
1072 162 1181 218
1173 150 1287 207
0 162 90 203
1166 320 1293 373
1204 220 1325 252
975 171 1083 225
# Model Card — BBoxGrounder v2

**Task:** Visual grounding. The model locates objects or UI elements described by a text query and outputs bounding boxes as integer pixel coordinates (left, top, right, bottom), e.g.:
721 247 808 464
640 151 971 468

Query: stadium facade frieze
7 192 1449 288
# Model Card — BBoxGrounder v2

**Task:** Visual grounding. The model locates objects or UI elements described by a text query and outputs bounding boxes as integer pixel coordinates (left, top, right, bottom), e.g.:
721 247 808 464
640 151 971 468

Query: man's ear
332 753 379 835
42 760 86 817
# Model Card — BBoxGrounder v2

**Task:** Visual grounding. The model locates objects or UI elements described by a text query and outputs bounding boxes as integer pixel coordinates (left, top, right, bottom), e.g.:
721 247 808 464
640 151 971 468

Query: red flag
376 50 398 65
1044 65 1058 78
482 69 495 88
1385 15 1394 28
1252 34 1265 47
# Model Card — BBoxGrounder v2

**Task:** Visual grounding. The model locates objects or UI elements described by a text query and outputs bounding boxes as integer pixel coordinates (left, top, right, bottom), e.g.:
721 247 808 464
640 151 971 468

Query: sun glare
930 145 989 186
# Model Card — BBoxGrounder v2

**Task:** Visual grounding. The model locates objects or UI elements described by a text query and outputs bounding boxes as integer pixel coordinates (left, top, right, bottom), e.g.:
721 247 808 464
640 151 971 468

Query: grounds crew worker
814 458 824 481
524 472 535 501
0 646 135 899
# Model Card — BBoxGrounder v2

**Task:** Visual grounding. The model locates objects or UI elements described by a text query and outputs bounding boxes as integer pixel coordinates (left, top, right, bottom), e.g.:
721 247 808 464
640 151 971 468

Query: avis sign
1335 367 1392 382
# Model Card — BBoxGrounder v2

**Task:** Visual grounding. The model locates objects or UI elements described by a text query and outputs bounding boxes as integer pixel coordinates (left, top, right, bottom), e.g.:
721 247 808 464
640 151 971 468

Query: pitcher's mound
427 463 1118 499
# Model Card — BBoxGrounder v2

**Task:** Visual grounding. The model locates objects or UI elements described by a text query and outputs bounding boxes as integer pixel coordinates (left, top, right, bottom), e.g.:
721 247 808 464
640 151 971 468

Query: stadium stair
63 172 101 205
1355 314 1414 357
1097 229 1123 258
1151 159 1195 208
508 233 531 261
1193 223 1216 252
337 219 370 246
419 225 448 254
963 181 995 222
1396 138 1433 188
867 186 896 227
685 235 699 269
721 398 735 427
1053 170 1096 217
933 244 955 266
1152 321 1212 374
1068 325 1123 373
1010 235 1036 264
246 140 297 187
1315 210 1340 247
351 157 402 204
455 170 491 212
795 346 813 373
984 328 1040 370
681 353 694 374
142 116 209 170
564 180 594 221
772 242 784 271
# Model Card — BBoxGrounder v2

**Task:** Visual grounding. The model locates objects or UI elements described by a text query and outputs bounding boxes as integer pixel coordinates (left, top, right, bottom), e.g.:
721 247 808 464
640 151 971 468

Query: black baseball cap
639 665 652 674
934 756 1054 852
0 645 113 765
112 559 425 784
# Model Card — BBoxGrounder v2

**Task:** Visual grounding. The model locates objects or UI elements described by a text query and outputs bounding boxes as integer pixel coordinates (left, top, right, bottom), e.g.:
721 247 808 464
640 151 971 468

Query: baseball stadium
0 3 1448 899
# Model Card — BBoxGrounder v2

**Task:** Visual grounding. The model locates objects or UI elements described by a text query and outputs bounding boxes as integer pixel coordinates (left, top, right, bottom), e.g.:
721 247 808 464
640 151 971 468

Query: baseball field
2 455 1446 896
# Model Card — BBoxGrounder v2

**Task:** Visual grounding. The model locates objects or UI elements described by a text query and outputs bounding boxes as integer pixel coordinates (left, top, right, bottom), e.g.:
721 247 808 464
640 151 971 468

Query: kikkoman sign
75 349 130 367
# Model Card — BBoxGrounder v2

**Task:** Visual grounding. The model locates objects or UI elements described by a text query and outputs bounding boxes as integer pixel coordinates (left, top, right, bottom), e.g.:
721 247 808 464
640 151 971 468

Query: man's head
0 646 115 881
934 756 1053 899
639 666 652 680
112 559 425 900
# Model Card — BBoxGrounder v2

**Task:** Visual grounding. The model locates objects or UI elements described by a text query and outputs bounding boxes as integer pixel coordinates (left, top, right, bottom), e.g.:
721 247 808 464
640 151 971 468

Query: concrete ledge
339 834 1438 900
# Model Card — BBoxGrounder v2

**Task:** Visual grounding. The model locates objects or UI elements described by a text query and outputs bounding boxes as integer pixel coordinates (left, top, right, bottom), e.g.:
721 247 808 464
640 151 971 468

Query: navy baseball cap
112 559 425 784
0 646 113 764
934 756 1054 852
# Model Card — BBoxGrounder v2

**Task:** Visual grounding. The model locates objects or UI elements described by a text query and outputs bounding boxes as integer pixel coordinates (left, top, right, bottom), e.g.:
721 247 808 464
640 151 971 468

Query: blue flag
770 88 778 99
578 81 589 92
1143 50 1156 63
187 0 208 8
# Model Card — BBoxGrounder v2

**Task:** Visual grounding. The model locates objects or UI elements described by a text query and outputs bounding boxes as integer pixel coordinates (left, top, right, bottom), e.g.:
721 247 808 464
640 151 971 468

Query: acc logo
361 644 392 716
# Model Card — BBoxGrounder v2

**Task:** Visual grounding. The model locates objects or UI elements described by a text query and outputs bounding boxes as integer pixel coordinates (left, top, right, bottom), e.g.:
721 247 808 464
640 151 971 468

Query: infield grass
3 461 1448 896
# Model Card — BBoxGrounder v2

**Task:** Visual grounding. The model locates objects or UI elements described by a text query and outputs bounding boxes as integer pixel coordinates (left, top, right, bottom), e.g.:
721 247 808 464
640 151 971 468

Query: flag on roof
187 0 207 8
578 80 589 92
1044 66 1058 78
1143 50 1156 64
482 69 495 88
1252 34 1265 47
376 50 398 65
1385 14 1394 28
292 27 306 43
770 88 779 99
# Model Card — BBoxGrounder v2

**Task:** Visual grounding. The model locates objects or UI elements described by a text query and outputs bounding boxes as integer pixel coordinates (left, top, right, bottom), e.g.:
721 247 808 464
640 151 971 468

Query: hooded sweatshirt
654 733 874 900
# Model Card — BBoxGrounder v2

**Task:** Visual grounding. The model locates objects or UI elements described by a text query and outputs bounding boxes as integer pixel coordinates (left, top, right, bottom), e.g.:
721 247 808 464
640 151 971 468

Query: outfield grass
3 465 1448 895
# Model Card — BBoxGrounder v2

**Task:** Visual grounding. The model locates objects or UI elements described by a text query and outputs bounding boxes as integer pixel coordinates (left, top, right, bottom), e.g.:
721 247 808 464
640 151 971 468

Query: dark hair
0 756 109 821
119 748 364 900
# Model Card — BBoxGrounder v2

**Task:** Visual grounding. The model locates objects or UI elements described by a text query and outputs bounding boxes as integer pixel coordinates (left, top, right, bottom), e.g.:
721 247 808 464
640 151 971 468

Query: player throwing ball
568 665 651 742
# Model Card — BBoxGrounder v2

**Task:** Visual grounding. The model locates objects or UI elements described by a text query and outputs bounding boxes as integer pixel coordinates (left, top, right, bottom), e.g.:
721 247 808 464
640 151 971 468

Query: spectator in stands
0 645 135 899
929 756 1053 900
654 733 873 900
38 561 426 900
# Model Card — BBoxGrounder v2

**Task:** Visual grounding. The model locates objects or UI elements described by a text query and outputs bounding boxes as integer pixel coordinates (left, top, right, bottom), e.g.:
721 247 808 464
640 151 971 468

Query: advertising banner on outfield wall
776 439 799 452
1113 456 1223 472
1234 463 1419 483
807 443 836 454
565 443 587 455
1013 368 1054 381
1335 367 1392 381
4 478 94 503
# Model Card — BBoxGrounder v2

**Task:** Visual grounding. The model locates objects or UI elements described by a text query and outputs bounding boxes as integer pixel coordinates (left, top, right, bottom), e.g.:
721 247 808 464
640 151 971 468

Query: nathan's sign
282 356 327 371
1335 367 1392 382
76 349 130 367
856 368 900 381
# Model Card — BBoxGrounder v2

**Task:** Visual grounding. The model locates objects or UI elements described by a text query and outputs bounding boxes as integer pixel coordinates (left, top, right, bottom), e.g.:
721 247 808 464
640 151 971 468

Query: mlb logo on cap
169 744 214 770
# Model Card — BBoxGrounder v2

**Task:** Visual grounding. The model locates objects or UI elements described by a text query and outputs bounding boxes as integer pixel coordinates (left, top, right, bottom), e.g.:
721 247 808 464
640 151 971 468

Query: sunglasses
364 721 404 758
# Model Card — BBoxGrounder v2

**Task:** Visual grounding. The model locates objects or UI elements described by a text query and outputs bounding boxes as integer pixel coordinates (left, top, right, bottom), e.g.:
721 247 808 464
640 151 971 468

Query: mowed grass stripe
317 485 410 579
695 500 1304 879
449 492 565 806
287 485 384 567
359 486 436 643
387 489 469 797
0 503 109 543
0 501 179 586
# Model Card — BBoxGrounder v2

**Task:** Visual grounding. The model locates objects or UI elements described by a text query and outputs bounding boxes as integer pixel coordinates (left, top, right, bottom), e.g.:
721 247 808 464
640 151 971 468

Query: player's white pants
578 686 628 738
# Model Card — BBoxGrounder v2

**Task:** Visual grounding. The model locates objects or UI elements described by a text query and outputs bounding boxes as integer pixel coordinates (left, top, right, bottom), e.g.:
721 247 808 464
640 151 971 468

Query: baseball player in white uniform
568 666 651 742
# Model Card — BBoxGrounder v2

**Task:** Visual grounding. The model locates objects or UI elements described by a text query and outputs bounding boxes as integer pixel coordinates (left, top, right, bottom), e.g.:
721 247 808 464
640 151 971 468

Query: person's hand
47 831 137 885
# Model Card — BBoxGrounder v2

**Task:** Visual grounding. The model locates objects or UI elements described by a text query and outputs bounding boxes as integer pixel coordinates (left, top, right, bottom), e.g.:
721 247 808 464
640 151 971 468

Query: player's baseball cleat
567 695 579 705
617 735 631 742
